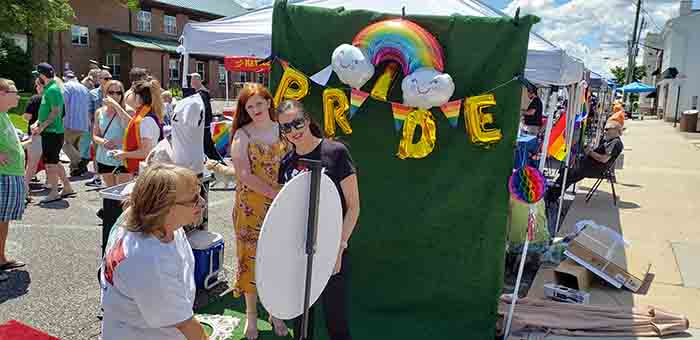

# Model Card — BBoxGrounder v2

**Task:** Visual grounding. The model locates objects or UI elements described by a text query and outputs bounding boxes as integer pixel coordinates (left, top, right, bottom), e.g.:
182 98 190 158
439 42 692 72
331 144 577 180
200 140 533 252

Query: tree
0 36 33 92
609 65 648 85
0 0 75 40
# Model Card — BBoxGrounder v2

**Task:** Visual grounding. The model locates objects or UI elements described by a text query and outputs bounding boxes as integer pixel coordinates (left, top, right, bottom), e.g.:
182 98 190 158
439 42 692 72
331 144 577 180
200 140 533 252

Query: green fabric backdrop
270 1 537 338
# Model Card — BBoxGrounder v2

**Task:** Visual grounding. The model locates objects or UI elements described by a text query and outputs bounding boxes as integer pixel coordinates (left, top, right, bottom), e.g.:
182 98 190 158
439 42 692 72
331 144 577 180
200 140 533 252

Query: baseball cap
64 70 76 78
189 72 202 79
34 63 55 78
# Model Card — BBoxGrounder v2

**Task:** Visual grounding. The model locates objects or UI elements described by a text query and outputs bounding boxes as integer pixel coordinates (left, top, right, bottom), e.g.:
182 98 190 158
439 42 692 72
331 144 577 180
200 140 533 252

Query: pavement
0 168 238 339
524 118 700 339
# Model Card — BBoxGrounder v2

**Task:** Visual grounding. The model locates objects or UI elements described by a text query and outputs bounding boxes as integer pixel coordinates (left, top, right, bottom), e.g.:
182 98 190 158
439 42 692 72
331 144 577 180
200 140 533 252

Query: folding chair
584 153 619 205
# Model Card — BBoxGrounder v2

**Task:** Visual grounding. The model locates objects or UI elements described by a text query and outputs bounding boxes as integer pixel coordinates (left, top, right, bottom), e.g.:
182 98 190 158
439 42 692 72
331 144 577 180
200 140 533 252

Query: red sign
224 56 271 73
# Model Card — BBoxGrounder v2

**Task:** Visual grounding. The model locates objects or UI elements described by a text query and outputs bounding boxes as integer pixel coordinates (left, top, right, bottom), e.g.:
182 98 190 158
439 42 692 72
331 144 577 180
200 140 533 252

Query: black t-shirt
591 136 623 168
524 96 543 127
24 94 42 131
278 139 356 215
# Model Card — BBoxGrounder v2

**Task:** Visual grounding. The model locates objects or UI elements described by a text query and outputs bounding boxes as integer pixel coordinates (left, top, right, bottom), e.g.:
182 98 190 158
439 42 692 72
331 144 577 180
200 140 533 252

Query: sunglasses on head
280 117 306 134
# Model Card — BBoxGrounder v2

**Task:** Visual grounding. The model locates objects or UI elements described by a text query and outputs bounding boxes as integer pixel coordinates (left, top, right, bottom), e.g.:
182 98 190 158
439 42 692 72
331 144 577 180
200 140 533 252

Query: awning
618 81 656 93
661 67 679 80
111 32 179 54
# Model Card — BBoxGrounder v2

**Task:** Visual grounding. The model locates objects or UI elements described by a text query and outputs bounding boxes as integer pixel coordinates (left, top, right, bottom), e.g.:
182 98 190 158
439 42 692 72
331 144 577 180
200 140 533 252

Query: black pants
294 251 352 340
549 158 605 199
203 127 223 161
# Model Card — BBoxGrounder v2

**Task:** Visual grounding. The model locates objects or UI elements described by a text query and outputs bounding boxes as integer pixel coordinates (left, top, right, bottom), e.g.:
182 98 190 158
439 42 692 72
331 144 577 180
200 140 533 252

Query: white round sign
256 172 343 320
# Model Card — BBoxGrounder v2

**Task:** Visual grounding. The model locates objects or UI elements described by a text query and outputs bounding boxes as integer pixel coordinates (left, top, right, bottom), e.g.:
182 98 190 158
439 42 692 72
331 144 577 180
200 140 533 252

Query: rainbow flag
350 89 369 118
440 99 462 128
391 103 412 131
211 120 232 157
547 111 567 161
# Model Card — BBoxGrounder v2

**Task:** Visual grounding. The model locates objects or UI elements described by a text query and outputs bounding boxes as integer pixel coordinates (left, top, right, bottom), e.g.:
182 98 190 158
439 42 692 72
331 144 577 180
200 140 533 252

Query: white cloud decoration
331 44 375 89
401 68 455 110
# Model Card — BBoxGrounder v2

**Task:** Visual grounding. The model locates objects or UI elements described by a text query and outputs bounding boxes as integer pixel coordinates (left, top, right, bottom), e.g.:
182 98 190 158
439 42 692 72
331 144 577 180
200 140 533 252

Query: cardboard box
565 225 650 292
544 283 591 304
554 258 592 291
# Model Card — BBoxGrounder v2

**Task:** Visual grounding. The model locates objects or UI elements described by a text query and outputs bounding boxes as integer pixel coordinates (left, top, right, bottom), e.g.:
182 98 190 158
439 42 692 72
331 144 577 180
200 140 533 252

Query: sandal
39 194 62 204
0 260 26 271
61 190 77 198
268 315 289 337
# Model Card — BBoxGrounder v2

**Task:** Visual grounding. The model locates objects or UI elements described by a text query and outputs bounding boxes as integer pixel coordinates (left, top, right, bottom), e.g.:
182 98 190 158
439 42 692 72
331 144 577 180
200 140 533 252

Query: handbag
91 111 119 161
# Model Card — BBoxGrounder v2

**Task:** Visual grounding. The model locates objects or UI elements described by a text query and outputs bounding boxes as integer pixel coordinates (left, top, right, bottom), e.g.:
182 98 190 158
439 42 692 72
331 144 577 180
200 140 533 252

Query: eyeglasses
280 117 306 134
103 77 112 81
1 90 18 94
175 194 205 209
107 90 123 95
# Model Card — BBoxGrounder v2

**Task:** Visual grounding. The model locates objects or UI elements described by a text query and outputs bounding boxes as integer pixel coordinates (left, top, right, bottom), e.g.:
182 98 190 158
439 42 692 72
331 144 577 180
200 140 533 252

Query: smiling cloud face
401 68 455 109
331 44 375 89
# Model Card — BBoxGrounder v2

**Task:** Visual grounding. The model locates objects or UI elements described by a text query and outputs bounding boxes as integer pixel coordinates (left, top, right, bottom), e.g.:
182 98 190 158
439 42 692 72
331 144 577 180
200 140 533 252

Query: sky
239 0 687 78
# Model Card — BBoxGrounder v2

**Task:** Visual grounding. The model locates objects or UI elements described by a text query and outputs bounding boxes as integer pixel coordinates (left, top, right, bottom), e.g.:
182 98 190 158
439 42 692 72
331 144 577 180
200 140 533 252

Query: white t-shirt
171 93 205 174
139 116 160 143
100 213 195 340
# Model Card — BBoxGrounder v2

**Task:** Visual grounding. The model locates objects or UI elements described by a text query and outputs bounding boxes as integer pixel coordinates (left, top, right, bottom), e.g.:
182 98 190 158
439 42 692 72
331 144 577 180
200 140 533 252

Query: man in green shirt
31 63 75 203
0 78 27 273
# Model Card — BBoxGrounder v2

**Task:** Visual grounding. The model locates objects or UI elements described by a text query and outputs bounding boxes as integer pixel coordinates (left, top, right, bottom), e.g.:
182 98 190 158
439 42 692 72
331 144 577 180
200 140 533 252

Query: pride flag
547 111 567 161
350 89 369 118
391 103 412 131
211 120 232 157
440 99 462 128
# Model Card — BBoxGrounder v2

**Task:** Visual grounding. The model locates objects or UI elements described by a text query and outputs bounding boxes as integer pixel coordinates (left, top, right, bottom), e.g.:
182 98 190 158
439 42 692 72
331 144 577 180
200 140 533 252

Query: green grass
197 294 294 340
8 93 31 115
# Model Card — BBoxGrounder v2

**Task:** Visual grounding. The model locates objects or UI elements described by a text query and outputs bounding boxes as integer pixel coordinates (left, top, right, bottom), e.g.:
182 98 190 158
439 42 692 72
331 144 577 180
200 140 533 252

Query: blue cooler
188 230 225 290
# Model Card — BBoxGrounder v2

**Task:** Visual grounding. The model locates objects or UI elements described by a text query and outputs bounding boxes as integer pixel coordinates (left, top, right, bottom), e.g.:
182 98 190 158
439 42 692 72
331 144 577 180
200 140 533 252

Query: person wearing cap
125 67 150 110
31 63 76 203
189 73 223 162
62 70 92 177
0 78 28 273
521 86 543 135
82 68 101 91
547 120 624 201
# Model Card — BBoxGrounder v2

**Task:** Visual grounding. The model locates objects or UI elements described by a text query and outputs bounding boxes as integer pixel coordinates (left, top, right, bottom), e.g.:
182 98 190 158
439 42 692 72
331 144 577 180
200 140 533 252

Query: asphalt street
0 162 239 340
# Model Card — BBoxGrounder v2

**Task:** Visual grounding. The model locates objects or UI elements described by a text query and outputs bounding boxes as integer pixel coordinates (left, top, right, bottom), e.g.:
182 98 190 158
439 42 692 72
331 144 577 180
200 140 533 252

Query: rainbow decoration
391 103 412 131
440 99 462 128
547 112 567 161
211 120 232 157
350 89 370 118
352 19 445 75
508 166 545 204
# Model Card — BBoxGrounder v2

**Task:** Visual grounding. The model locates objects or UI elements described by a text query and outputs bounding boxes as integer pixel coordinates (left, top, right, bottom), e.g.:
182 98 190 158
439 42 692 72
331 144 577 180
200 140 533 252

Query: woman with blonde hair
230 83 288 339
100 163 208 340
92 80 132 186
112 79 164 175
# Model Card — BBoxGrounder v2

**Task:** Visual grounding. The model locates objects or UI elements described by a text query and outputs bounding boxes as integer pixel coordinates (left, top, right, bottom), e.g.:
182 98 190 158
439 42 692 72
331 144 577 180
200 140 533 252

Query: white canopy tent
180 0 584 88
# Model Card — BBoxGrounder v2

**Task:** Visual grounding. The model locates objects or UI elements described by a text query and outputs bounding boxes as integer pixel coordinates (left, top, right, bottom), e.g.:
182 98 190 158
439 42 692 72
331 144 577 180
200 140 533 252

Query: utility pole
624 0 643 105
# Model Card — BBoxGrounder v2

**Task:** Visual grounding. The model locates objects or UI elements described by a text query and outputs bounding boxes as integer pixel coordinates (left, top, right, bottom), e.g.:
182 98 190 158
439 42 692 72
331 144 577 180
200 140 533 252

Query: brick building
32 0 251 98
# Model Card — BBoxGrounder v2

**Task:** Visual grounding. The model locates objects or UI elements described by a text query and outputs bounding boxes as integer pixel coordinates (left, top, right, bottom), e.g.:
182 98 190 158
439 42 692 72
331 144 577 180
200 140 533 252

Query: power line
629 0 664 32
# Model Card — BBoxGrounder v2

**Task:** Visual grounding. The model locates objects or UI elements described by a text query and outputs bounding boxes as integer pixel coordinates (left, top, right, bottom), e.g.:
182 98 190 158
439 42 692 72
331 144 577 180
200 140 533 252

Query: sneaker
86 177 102 187
30 176 40 184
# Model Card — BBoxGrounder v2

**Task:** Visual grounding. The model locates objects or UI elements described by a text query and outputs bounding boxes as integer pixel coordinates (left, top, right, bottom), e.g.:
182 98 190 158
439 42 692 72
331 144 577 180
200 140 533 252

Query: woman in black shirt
277 100 360 340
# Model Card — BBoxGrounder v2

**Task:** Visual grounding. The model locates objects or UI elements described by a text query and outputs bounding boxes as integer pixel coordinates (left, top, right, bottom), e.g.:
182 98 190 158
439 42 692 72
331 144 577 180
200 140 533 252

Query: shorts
0 175 26 221
41 132 64 164
96 162 128 174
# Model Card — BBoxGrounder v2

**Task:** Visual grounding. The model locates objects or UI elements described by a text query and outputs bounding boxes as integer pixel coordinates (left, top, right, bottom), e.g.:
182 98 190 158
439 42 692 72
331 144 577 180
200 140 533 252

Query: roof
151 0 250 17
111 32 179 53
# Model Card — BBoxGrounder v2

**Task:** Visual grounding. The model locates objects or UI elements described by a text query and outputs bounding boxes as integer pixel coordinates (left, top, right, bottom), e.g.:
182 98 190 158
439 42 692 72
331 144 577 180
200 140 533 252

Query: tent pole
182 52 189 89
538 87 555 171
554 82 581 234
225 70 230 103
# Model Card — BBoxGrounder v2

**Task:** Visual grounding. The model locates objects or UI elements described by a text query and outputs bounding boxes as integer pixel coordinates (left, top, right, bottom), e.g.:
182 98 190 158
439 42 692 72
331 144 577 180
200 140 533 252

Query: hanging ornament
391 102 412 131
508 165 545 204
440 99 462 128
397 109 437 159
350 89 370 118
322 88 352 137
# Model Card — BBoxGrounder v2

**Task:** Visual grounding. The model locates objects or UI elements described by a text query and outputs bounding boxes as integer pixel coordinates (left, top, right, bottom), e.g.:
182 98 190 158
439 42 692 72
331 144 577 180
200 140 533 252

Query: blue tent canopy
618 81 656 93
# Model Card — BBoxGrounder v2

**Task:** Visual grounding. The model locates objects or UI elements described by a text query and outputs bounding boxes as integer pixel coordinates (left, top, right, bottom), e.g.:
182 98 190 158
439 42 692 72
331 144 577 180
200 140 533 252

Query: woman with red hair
229 84 288 339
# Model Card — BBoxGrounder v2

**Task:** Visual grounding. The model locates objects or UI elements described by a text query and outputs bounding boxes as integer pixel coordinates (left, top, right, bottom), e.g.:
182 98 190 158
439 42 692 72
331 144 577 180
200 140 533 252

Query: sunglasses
280 117 306 134
1 90 18 94
107 90 123 95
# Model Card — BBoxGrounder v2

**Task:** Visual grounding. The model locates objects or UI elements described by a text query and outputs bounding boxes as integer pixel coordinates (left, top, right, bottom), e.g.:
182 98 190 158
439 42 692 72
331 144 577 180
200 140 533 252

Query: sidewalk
526 119 700 339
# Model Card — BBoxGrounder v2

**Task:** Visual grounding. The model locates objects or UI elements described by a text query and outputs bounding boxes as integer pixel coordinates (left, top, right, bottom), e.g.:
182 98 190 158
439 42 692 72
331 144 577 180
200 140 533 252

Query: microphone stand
298 158 322 340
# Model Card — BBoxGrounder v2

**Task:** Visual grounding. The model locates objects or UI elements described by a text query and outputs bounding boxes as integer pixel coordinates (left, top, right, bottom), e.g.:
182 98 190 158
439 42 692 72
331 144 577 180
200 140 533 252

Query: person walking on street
0 78 27 275
31 63 75 203
62 70 92 177
190 73 223 162
86 70 113 187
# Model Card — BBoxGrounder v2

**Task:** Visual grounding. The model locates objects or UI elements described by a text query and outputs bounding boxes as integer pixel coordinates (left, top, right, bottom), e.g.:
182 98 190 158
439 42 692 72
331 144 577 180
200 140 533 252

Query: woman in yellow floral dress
230 84 288 340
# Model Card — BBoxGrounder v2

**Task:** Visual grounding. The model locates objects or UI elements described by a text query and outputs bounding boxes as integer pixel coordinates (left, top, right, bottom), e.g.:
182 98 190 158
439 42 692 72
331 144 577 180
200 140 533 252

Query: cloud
503 0 677 78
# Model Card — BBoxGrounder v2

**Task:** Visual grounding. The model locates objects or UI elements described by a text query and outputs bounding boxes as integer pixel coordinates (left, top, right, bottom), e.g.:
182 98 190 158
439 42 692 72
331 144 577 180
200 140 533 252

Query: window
196 61 206 82
105 53 120 78
71 25 89 46
257 72 266 85
169 58 179 80
692 96 698 110
218 63 228 84
239 71 255 83
164 15 177 35
137 10 152 32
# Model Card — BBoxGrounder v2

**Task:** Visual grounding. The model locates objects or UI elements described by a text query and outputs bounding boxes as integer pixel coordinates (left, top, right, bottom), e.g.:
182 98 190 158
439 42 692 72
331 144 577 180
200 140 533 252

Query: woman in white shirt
100 163 208 340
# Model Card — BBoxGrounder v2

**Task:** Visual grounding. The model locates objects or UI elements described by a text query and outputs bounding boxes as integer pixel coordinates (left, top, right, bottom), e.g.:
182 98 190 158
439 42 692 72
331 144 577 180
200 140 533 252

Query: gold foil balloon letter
370 62 399 102
397 109 437 159
322 88 352 137
464 94 502 146
273 66 310 106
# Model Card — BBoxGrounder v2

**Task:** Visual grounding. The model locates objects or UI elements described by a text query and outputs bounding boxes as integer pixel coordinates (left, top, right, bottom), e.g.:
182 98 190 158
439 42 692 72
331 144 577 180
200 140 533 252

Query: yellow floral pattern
233 134 287 295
